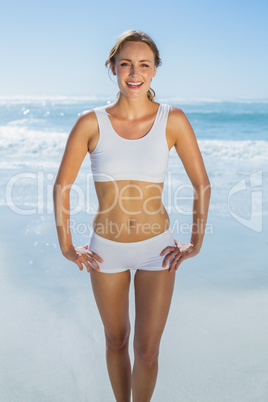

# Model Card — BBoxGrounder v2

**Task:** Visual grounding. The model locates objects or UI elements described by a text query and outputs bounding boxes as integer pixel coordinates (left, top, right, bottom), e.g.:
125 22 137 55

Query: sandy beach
1 205 267 402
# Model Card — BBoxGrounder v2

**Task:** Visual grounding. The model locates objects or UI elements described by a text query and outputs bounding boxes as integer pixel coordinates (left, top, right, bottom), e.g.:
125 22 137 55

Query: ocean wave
0 123 267 162
7 118 47 126
0 125 68 155
170 139 268 161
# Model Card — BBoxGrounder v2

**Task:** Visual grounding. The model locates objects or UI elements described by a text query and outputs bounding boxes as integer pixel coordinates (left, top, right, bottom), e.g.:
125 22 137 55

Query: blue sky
0 0 267 100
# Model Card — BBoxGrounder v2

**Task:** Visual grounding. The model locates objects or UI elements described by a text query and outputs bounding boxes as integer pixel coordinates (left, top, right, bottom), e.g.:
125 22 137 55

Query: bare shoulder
167 106 189 128
75 109 98 134
70 109 99 152
167 106 194 146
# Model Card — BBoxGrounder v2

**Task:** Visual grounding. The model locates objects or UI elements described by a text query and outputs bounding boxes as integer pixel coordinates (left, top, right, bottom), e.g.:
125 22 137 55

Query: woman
53 30 211 402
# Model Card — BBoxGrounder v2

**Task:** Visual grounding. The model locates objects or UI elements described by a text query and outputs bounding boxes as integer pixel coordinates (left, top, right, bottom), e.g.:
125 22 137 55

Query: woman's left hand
160 239 200 272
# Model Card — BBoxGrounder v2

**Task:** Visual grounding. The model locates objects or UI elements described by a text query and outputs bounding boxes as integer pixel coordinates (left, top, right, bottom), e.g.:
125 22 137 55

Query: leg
132 269 176 402
90 268 131 402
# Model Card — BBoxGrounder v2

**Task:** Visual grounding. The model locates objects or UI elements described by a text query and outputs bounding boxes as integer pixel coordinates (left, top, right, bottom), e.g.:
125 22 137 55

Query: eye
141 64 149 68
120 62 130 66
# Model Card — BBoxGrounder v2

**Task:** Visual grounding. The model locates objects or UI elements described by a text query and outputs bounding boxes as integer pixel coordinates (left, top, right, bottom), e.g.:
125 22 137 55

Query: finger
170 254 183 271
173 255 187 272
89 251 104 263
162 249 180 268
87 257 101 272
83 260 93 273
76 261 83 271
160 246 176 256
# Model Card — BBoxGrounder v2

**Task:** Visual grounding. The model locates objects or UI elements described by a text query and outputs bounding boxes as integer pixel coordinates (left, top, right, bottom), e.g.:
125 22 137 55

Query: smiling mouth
126 81 143 89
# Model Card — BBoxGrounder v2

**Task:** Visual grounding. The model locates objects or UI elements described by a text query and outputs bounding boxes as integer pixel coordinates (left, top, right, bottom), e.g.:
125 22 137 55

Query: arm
53 110 103 272
171 107 211 250
161 107 211 271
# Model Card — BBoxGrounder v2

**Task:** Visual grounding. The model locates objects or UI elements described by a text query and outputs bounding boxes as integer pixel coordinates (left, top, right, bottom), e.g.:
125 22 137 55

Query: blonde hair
105 30 162 101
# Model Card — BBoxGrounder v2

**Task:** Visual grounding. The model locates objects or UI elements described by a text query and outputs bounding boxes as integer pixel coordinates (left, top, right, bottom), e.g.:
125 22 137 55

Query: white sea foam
1 123 267 162
198 139 268 161
169 139 268 161
0 100 267 219
0 125 68 156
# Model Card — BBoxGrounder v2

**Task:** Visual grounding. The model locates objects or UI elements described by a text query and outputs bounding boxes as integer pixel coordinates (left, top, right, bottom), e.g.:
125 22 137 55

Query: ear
111 64 116 76
152 65 157 78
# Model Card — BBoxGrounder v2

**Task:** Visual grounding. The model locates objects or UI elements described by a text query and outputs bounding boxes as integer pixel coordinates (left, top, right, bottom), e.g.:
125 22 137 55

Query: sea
0 96 268 402
0 96 267 220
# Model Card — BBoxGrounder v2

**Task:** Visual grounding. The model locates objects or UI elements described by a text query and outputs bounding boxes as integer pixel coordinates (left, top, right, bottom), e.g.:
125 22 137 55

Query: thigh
90 269 131 340
133 269 176 351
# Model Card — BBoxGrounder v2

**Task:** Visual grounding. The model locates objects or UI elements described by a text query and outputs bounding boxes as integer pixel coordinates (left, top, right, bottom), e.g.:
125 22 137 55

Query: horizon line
0 95 268 104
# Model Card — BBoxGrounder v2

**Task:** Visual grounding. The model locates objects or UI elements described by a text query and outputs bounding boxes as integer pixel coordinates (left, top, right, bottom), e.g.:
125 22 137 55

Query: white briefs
88 227 176 274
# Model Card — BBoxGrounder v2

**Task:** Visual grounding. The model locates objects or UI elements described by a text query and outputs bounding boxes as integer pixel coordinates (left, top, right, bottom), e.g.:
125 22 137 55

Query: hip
88 225 175 273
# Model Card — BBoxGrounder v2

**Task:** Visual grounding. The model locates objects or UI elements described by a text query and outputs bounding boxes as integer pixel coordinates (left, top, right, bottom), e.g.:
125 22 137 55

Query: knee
105 328 130 351
134 343 159 367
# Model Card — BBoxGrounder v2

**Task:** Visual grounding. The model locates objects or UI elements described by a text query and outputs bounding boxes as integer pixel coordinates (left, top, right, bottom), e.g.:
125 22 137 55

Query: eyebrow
119 58 152 63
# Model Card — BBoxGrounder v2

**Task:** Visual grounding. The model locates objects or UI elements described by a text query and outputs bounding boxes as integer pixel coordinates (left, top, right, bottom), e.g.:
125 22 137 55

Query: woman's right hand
62 244 103 273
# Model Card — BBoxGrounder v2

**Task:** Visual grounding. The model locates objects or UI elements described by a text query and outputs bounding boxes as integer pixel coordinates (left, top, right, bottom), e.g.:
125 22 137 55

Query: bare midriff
92 180 170 242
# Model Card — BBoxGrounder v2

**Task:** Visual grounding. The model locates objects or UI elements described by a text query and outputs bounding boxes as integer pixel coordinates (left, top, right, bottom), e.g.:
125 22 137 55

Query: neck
113 93 155 119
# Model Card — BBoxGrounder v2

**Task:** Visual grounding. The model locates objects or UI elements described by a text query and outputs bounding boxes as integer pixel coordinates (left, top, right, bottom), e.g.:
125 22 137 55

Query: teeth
127 82 142 86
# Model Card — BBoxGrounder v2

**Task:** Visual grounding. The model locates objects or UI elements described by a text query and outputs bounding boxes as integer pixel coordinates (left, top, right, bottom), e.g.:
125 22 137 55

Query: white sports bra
90 103 171 183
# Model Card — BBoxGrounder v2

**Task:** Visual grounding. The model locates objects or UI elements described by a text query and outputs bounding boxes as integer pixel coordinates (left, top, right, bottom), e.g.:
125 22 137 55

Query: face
112 41 157 99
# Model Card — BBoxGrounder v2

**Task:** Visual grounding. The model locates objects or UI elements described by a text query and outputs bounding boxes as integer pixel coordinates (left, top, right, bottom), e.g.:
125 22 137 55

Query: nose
129 64 137 77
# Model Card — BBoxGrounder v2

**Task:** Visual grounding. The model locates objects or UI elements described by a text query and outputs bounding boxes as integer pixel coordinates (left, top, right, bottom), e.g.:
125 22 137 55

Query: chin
121 89 150 99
